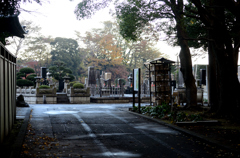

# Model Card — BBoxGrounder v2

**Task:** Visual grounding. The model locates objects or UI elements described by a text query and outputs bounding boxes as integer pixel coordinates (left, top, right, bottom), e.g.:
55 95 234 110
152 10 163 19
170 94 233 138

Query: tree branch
183 37 214 42
183 13 201 20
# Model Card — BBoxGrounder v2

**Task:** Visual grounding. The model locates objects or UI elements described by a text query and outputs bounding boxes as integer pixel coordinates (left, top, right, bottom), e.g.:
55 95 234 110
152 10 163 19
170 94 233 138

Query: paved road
20 104 230 158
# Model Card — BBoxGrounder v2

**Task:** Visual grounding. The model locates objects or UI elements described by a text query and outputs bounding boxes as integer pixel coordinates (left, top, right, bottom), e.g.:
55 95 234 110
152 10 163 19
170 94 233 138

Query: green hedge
38 85 50 89
73 83 84 89
17 79 34 87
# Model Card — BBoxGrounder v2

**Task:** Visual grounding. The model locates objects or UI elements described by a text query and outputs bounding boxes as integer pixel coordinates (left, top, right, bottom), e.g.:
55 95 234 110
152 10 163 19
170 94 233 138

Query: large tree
48 61 75 81
114 0 197 107
76 20 163 68
188 0 240 117
23 35 53 68
75 20 163 81
50 37 82 77
115 0 240 116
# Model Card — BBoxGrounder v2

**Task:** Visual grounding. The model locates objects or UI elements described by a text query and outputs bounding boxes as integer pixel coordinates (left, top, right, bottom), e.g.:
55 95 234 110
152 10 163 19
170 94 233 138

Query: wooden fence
0 42 16 143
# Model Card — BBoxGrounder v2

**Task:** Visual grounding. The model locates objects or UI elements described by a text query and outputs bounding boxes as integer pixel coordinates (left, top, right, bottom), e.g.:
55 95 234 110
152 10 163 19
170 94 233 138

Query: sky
11 0 209 65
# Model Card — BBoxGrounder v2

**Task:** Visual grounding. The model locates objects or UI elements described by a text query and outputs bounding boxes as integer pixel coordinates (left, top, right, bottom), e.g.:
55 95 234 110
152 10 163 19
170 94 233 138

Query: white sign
134 69 139 91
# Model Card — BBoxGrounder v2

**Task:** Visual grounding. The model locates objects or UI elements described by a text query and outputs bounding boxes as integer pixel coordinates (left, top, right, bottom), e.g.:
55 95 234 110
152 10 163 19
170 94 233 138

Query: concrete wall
36 95 57 104
0 42 16 143
67 87 90 104
69 96 90 104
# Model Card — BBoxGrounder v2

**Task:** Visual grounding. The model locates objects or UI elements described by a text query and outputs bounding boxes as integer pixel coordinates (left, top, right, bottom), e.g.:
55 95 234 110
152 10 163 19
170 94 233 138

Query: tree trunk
208 41 220 112
172 0 197 107
178 37 197 107
216 56 240 117
190 0 240 118
209 5 240 117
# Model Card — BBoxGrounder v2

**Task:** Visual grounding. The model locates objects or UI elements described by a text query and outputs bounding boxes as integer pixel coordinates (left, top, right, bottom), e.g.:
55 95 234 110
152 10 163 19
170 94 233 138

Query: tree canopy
75 20 164 81
48 61 75 81
50 37 82 77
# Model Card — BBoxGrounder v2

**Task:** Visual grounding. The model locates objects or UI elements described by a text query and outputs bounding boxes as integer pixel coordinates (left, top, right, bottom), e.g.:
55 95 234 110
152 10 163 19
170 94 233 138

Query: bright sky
15 0 209 65
19 0 112 38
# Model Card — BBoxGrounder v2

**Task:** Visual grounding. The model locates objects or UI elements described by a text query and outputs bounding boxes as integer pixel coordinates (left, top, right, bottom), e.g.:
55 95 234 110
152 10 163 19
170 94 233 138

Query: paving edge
126 110 240 155
10 108 32 158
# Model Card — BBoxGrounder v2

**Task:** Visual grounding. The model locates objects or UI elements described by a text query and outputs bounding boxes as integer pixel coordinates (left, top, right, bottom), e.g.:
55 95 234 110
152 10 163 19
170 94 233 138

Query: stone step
56 93 69 103
57 96 68 98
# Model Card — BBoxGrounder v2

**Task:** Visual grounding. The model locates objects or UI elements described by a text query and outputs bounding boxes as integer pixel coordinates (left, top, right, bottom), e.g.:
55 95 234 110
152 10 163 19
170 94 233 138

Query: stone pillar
105 72 111 80
41 67 47 79
85 78 88 87
118 79 124 97
100 78 104 87
88 66 96 96
88 66 96 85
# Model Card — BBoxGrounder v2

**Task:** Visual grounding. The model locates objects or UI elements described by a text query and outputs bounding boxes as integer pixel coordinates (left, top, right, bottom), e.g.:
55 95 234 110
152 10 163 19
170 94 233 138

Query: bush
17 79 34 87
38 85 50 89
17 72 25 79
26 74 37 82
19 67 35 74
17 75 22 80
69 81 78 87
73 83 84 89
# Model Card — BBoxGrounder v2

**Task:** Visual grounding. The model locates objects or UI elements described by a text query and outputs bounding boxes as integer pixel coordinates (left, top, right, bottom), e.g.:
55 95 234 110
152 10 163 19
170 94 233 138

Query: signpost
133 68 141 113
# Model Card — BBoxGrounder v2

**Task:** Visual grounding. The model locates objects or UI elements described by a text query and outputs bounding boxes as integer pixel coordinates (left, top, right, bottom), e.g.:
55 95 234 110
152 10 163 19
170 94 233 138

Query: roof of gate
0 14 28 38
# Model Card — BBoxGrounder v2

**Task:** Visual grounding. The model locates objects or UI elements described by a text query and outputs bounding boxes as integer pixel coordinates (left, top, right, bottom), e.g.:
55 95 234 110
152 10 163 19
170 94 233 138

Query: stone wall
0 42 16 143
16 87 58 104
67 87 90 103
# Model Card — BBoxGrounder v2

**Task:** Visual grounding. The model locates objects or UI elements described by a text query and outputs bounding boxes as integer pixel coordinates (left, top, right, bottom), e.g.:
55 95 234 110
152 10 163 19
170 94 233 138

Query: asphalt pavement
15 103 237 158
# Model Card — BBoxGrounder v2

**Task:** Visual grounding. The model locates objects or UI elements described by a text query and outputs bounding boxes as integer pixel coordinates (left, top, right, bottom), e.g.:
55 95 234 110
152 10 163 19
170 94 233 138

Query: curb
10 108 32 158
126 110 240 155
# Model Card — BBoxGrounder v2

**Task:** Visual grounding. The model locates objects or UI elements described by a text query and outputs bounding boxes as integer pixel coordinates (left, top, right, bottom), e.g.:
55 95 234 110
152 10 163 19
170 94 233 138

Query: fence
89 82 150 98
0 42 16 143
16 87 36 95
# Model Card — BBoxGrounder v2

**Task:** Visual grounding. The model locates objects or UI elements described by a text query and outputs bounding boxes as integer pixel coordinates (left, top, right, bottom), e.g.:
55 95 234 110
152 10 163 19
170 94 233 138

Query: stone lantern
34 76 42 88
